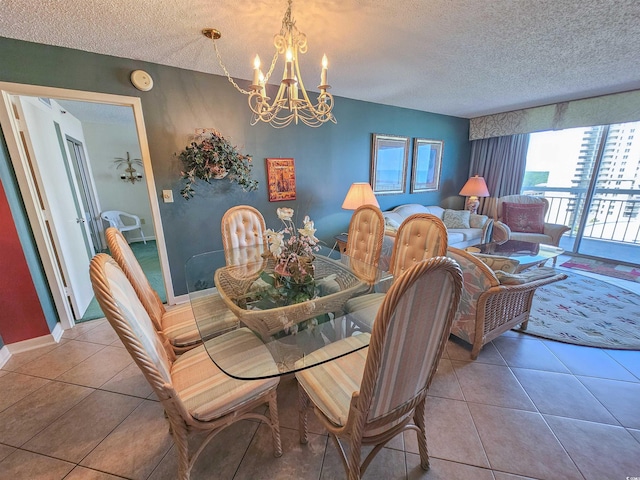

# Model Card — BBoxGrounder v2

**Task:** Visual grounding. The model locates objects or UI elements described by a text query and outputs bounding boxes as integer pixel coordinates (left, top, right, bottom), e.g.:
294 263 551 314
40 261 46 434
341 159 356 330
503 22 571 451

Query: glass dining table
185 245 389 380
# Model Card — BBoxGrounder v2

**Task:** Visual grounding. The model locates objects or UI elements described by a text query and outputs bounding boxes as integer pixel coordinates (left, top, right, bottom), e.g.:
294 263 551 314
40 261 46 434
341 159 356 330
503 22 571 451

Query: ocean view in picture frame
411 138 443 193
371 133 409 194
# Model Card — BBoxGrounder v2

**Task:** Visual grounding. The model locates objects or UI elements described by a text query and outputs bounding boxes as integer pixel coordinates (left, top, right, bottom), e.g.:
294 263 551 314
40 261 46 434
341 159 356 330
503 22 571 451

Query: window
523 120 640 262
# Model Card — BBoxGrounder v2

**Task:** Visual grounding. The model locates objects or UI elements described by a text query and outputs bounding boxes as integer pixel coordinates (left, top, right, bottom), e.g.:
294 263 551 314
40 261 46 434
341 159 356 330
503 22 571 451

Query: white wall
82 120 155 241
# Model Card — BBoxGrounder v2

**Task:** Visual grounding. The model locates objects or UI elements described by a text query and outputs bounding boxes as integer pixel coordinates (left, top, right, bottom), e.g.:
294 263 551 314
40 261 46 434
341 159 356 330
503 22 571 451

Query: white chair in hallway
101 210 146 244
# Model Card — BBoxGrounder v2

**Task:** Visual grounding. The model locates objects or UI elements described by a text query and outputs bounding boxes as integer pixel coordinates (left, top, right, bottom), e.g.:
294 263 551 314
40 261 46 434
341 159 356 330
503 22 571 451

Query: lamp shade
341 182 380 210
459 175 490 197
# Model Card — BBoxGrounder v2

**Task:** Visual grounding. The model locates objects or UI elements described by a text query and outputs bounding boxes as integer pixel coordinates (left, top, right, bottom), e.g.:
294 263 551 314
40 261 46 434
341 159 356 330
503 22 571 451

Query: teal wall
0 37 470 298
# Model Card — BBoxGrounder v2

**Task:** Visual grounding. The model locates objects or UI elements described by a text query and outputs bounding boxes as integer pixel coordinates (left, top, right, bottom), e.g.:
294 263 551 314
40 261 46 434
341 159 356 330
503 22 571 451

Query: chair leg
298 384 310 444
347 433 363 480
170 419 192 480
268 391 283 457
139 228 147 244
413 399 430 470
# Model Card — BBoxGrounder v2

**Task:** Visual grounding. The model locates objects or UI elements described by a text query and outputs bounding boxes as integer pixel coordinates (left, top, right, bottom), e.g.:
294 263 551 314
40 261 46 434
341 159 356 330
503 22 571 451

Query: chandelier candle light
203 0 336 128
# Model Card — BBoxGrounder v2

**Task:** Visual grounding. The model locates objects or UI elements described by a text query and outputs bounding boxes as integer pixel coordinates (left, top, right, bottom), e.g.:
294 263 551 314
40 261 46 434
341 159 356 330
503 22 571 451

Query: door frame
0 82 175 330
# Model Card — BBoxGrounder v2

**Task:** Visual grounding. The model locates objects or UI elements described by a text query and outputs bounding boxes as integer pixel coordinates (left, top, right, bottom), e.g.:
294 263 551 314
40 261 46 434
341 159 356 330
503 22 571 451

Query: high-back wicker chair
106 227 237 353
89 253 282 480
344 213 449 332
296 257 462 480
345 205 385 284
221 205 267 266
388 213 448 277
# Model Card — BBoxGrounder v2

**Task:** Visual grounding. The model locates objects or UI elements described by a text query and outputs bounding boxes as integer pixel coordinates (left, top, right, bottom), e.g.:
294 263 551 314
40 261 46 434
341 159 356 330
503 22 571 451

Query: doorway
0 82 174 330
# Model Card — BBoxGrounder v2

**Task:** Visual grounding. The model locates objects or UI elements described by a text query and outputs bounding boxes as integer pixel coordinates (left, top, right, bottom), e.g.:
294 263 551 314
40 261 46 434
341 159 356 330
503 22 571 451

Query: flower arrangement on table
262 207 321 306
177 129 258 199
233 207 335 336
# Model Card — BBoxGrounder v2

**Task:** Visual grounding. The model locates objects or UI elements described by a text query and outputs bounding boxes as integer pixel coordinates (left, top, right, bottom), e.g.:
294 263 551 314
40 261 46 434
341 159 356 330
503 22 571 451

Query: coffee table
469 240 564 272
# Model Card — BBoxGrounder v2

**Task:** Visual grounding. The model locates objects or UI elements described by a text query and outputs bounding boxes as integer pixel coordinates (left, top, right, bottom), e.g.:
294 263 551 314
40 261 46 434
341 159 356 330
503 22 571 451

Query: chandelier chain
212 41 252 95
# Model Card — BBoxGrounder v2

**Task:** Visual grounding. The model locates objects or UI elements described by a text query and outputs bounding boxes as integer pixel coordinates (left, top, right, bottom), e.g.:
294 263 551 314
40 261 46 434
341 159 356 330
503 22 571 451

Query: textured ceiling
1 0 639 118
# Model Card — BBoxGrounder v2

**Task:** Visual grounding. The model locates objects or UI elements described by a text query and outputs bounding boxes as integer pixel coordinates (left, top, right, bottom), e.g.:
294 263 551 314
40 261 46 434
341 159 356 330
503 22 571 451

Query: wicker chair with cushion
344 213 449 332
106 228 238 353
447 247 567 359
295 257 462 480
496 195 570 250
345 204 385 284
221 205 267 266
90 253 282 480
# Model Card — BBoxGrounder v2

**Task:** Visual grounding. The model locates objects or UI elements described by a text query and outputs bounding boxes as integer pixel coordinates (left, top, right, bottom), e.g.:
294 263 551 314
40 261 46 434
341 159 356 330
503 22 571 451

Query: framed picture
266 158 296 202
370 134 409 194
411 138 443 193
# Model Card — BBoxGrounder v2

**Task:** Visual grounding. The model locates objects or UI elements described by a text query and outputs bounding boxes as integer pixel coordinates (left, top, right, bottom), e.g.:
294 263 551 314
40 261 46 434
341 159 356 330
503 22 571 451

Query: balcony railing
521 186 640 245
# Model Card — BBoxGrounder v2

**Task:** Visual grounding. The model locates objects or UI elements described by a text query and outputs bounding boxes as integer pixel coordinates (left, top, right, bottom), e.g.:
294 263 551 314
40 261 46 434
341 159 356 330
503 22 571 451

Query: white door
14 96 95 318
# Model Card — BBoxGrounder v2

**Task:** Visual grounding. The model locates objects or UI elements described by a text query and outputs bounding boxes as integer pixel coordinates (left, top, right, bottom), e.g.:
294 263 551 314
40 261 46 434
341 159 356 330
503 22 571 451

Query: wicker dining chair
345 213 449 332
106 227 238 353
345 204 385 284
90 253 282 480
221 205 267 264
296 257 462 480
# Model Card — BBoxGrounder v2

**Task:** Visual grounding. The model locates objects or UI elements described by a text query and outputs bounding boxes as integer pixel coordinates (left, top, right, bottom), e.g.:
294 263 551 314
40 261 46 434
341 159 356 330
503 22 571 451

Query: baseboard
172 293 190 305
5 322 64 355
0 346 10 368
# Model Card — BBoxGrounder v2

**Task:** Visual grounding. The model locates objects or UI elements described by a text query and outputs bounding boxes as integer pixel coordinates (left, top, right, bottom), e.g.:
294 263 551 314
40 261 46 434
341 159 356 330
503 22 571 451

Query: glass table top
185 246 389 380
470 240 564 271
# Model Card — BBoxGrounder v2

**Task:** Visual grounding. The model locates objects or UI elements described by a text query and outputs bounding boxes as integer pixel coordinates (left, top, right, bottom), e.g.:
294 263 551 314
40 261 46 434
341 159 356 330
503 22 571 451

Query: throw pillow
502 202 545 234
469 214 488 229
473 253 520 274
443 209 471 229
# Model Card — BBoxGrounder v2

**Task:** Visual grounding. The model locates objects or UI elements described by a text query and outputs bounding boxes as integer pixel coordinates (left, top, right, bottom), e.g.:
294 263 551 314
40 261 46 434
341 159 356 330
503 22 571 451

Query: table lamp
459 175 489 214
341 182 380 210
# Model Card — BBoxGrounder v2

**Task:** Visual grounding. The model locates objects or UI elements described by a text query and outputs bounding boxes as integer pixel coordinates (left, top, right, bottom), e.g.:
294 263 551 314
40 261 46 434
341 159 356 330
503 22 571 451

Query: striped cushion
368 270 454 421
163 293 239 347
172 328 279 421
295 334 370 426
343 293 385 331
105 262 172 383
114 233 165 329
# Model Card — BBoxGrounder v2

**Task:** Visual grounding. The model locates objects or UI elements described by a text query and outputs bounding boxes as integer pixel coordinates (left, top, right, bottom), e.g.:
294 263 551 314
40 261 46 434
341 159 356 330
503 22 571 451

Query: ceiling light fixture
203 0 336 128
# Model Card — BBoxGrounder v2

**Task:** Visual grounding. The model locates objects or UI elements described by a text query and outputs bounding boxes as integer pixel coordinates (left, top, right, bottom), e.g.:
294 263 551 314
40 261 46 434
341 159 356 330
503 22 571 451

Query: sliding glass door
523 121 640 264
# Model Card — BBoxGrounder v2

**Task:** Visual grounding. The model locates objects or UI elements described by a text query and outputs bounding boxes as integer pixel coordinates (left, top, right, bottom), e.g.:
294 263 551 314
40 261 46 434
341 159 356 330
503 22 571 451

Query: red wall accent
0 181 50 343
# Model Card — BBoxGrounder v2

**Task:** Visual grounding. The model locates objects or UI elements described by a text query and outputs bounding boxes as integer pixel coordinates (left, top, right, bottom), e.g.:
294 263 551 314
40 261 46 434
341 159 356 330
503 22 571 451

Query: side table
334 233 348 253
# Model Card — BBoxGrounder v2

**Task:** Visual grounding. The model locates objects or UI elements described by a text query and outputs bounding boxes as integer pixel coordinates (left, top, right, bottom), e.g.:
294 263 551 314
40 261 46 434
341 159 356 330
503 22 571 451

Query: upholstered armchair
496 195 570 248
447 247 567 359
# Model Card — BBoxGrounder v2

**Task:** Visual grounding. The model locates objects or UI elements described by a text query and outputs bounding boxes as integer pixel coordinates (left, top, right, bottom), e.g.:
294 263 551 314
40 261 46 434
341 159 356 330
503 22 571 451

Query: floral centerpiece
261 207 321 307
178 130 258 199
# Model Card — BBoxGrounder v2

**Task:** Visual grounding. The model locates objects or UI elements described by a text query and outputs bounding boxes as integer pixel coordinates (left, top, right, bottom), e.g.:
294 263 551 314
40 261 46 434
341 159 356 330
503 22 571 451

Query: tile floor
1 265 639 480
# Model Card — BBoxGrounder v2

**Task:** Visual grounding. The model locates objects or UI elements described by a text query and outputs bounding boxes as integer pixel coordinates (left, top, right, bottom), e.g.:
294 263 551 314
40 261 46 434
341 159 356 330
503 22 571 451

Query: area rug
560 257 640 283
523 273 640 349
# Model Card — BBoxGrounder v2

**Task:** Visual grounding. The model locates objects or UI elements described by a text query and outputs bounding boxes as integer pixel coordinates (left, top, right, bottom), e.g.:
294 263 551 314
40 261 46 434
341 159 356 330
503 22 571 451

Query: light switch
162 190 174 203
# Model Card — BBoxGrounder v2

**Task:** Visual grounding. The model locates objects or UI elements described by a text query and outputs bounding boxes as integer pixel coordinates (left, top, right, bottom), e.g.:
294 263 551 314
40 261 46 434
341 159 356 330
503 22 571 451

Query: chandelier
203 0 336 128
114 152 143 184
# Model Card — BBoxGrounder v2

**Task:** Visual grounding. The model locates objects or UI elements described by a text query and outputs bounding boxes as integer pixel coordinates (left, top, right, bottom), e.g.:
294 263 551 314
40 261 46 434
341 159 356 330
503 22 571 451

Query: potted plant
178 130 258 199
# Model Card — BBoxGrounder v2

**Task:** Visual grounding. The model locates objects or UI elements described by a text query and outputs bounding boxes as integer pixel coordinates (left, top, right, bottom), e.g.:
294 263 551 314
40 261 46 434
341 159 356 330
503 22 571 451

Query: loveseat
382 204 494 249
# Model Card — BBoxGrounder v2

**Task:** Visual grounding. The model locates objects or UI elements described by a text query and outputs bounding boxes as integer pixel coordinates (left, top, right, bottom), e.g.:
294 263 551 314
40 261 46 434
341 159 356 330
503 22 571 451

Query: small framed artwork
411 138 443 193
266 158 296 202
371 134 409 194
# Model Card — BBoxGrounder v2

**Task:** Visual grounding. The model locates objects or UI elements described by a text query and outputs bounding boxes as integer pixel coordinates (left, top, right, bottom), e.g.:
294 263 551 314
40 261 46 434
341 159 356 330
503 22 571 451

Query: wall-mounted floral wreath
178 129 258 199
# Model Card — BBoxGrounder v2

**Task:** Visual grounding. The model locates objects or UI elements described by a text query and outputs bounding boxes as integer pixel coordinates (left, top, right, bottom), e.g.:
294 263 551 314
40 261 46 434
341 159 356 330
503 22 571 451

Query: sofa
382 204 494 249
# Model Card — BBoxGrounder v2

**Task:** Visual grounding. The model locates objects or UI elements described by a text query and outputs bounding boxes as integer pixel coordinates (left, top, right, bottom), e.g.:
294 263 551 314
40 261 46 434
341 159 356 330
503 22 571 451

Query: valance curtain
468 133 529 218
